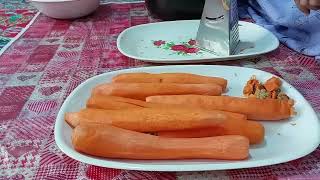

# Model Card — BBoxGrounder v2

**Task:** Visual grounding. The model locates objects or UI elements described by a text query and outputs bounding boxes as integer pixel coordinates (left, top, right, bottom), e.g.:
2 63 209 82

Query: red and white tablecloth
0 2 319 179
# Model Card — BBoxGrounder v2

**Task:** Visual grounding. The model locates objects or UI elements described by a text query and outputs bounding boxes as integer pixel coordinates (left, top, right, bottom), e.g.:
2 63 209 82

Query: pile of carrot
66 72 296 161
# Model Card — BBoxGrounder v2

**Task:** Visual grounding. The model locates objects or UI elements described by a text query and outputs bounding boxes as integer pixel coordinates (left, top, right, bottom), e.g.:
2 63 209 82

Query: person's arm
294 0 320 15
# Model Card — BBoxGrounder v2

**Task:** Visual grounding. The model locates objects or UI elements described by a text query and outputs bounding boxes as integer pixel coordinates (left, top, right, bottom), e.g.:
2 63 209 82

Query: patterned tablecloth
0 0 134 52
0 0 38 51
0 2 319 180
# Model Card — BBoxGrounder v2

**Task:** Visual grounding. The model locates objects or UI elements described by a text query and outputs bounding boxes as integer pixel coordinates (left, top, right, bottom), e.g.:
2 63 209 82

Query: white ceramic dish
29 0 99 19
117 20 279 63
55 65 320 171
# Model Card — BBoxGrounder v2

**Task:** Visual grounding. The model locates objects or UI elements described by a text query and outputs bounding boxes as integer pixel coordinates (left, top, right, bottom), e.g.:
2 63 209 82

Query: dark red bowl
145 0 205 21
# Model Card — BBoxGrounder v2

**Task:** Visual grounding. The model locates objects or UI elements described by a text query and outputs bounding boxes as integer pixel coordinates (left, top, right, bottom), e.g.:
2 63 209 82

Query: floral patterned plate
117 20 279 63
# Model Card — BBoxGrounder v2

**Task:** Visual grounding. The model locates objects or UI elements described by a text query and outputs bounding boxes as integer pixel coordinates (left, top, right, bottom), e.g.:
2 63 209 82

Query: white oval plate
117 20 279 63
55 65 320 171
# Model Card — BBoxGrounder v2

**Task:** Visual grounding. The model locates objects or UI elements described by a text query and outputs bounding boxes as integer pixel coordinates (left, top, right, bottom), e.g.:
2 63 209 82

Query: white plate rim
116 21 280 64
54 65 320 172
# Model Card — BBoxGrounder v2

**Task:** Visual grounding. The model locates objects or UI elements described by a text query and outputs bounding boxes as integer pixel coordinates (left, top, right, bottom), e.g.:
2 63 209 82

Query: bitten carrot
92 83 222 100
146 95 295 120
65 108 246 132
72 124 249 160
156 120 264 144
86 95 170 109
112 73 228 90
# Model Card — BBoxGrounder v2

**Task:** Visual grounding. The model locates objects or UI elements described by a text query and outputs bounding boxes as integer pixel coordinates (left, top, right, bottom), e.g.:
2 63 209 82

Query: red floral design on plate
188 39 197 46
185 47 199 53
152 39 201 56
153 40 166 46
171 45 188 52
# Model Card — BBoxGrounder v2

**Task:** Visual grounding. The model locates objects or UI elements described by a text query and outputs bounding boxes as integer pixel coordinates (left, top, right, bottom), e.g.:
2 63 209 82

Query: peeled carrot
112 73 228 90
86 95 170 110
112 73 159 83
146 95 295 120
87 95 145 109
65 108 246 132
92 83 222 100
85 95 264 144
72 123 249 160
156 120 264 144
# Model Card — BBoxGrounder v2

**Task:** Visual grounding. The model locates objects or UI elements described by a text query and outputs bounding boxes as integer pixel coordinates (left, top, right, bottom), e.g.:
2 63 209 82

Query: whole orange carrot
65 108 246 132
112 73 228 90
146 95 295 120
87 95 145 109
157 120 264 144
72 124 249 160
92 83 222 100
87 95 171 110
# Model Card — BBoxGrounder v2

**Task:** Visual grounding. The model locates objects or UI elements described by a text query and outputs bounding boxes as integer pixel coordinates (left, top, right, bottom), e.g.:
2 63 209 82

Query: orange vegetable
112 72 227 91
92 83 222 100
146 95 295 120
112 73 158 83
86 95 170 109
243 76 261 96
65 107 245 131
156 120 264 144
85 96 262 143
271 91 277 99
72 123 249 160
264 77 281 92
